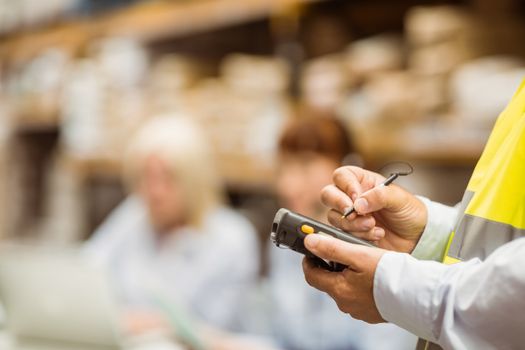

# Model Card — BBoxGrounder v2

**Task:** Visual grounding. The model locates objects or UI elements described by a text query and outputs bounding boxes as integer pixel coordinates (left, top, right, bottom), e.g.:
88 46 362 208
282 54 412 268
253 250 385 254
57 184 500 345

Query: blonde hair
123 115 223 228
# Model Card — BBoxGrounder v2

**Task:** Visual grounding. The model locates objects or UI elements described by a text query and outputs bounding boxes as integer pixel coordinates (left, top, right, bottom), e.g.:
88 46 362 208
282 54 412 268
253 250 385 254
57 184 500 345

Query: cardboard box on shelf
6 48 71 129
360 71 423 122
450 56 525 125
412 72 450 113
60 37 150 159
300 54 351 111
220 54 290 95
181 54 293 187
344 34 405 82
405 6 475 47
408 40 478 76
182 77 291 180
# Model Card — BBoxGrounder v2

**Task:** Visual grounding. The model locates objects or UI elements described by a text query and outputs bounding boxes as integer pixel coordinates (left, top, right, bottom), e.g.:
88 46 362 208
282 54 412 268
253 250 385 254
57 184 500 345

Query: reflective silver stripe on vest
452 214 525 259
445 191 474 260
447 190 525 260
416 190 525 350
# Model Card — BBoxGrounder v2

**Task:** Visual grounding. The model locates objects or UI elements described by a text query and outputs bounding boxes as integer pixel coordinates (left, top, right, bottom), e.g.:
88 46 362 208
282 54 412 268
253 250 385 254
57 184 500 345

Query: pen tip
342 206 354 219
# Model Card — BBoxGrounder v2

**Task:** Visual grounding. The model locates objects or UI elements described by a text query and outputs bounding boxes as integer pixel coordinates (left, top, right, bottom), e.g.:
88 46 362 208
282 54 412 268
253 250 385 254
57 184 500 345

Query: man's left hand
302 233 387 323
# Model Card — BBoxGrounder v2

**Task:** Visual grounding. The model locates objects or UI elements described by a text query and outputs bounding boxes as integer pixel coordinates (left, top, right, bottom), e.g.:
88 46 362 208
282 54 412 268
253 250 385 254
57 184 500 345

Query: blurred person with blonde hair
268 114 416 350
85 115 259 337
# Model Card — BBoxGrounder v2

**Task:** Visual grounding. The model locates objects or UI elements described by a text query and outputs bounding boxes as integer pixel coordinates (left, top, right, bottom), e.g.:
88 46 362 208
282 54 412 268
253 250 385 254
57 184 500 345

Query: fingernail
355 198 368 213
305 234 320 249
373 227 385 240
342 206 353 216
362 217 374 229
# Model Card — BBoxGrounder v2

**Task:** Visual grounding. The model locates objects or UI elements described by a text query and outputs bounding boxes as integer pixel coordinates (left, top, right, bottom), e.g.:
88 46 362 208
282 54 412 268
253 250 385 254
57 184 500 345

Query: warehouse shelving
2 0 515 241
0 0 325 66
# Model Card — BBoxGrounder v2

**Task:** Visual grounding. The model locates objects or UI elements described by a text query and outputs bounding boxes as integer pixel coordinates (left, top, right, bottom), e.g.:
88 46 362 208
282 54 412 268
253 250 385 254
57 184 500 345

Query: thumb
353 184 407 215
304 234 373 270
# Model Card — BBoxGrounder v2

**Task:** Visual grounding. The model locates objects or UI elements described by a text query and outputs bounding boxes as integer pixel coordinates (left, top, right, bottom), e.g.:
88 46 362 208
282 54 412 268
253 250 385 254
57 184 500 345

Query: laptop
0 245 124 350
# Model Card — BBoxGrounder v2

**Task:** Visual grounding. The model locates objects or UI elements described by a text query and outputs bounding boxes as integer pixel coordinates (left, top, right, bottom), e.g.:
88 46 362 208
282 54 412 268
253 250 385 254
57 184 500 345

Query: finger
333 166 384 200
304 233 372 269
302 257 340 294
327 211 386 241
321 185 354 214
354 184 408 215
327 209 375 232
332 167 364 201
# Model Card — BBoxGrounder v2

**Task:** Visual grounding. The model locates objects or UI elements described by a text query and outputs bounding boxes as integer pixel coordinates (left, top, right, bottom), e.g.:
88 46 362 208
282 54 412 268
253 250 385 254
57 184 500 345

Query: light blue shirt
84 196 259 331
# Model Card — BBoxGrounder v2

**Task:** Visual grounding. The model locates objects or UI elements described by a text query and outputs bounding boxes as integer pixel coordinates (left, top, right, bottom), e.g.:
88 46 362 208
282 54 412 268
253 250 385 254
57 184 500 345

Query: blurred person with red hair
268 114 416 350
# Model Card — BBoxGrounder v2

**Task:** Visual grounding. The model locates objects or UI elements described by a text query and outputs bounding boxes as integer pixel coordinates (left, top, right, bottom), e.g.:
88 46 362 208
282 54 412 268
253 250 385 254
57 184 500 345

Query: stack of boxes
182 54 292 185
339 5 525 127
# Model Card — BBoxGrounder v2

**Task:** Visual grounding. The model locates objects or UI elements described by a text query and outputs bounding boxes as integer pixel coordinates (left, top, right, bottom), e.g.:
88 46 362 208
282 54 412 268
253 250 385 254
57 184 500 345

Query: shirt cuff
411 196 458 261
373 252 442 342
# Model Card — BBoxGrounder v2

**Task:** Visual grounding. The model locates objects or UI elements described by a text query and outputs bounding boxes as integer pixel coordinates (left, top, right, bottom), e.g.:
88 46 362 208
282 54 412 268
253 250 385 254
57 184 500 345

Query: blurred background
1 0 525 248
1 0 525 246
0 0 524 349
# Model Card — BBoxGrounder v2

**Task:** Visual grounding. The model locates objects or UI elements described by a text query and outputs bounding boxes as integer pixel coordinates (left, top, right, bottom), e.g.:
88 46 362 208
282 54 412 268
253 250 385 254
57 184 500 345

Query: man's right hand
321 166 427 253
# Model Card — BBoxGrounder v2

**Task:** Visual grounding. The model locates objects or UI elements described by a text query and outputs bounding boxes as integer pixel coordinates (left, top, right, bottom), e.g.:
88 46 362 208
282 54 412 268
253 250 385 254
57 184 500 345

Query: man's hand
321 166 427 253
302 233 386 323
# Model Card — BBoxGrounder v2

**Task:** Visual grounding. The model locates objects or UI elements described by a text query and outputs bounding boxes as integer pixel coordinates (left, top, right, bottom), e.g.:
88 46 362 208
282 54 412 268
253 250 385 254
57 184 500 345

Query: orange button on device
301 224 315 234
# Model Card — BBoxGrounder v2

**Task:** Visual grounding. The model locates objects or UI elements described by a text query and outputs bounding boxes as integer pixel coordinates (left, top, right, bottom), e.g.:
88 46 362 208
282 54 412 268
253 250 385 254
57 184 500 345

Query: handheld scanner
270 208 374 271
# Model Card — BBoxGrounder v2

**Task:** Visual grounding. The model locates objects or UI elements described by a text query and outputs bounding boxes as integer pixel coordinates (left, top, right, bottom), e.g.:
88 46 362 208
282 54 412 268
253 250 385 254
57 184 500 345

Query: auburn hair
278 114 354 164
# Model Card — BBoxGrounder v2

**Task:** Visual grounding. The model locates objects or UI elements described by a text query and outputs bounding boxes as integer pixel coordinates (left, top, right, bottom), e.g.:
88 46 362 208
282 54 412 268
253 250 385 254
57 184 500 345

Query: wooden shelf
0 0 326 65
346 118 489 166
62 152 275 191
0 21 95 66
62 153 123 180
102 0 323 42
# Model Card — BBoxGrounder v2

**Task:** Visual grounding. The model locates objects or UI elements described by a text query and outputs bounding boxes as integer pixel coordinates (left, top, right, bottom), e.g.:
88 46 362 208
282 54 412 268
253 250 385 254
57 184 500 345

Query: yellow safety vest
418 78 525 350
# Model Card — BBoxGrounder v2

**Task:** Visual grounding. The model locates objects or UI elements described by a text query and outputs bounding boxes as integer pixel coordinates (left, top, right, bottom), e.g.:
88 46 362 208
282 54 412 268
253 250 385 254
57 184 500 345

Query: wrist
411 196 457 261
409 196 428 253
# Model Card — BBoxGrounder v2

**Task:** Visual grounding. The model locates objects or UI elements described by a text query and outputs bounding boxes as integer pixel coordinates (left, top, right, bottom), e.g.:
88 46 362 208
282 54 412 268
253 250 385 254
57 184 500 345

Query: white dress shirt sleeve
374 237 525 350
411 196 459 261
